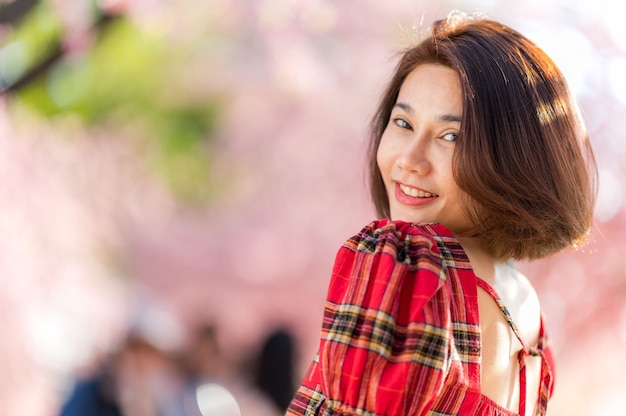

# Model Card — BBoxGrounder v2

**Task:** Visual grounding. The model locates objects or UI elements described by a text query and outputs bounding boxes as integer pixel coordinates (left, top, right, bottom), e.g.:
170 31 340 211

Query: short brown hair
368 14 597 260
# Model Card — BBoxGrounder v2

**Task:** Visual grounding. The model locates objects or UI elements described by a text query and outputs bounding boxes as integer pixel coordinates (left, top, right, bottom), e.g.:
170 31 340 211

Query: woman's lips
394 183 438 206
399 183 437 198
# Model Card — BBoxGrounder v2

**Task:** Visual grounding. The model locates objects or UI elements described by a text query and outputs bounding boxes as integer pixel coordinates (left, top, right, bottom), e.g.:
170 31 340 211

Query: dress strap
475 277 529 350
475 277 531 416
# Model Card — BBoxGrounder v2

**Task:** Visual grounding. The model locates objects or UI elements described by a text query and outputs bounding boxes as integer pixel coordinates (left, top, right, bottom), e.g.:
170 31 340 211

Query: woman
287 12 596 416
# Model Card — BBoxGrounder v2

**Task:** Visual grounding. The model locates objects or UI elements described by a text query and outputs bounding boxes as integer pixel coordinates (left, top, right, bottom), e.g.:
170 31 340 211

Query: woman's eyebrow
439 114 462 123
394 102 414 115
394 102 462 123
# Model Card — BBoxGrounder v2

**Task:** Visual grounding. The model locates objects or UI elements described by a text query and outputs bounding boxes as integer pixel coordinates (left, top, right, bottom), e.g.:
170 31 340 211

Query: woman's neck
456 236 496 283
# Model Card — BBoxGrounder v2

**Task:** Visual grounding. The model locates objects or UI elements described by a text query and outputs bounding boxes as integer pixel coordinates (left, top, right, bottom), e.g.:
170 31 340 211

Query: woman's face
377 63 473 235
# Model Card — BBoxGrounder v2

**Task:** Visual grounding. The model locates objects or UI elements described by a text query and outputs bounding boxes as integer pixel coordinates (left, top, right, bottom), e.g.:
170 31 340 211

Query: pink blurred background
0 0 624 415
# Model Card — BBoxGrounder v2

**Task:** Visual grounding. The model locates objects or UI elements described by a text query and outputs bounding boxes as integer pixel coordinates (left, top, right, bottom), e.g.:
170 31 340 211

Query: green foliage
149 109 220 203
0 1 63 89
6 2 222 204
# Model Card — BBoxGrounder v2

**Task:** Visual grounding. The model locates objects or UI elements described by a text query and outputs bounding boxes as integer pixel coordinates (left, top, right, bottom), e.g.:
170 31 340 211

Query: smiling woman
368 15 596 262
377 64 469 235
287 11 596 416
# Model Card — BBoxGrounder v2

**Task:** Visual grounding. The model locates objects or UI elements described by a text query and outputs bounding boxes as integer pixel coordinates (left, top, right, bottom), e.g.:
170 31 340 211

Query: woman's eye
393 118 411 129
442 132 458 142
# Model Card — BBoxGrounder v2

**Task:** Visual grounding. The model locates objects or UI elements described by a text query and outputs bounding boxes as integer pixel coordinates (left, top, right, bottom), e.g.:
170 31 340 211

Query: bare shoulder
493 262 542 348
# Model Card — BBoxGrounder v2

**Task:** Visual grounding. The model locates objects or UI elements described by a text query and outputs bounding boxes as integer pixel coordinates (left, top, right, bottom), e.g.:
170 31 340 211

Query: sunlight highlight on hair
536 97 568 125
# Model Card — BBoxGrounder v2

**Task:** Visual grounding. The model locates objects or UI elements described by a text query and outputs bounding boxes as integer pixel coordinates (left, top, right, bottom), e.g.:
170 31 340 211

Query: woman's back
477 262 544 416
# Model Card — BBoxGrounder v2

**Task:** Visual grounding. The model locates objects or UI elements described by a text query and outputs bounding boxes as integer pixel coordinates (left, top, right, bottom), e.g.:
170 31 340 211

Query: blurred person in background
57 348 122 416
253 328 297 413
178 324 230 416
287 11 596 416
59 330 186 416
59 302 188 416
178 323 279 416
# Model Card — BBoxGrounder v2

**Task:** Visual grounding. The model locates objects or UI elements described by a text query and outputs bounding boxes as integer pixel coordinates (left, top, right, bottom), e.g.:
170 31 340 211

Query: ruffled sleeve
287 220 454 416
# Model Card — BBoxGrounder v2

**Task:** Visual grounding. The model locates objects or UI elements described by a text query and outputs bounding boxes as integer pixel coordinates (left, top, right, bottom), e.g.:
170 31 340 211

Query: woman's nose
396 135 431 175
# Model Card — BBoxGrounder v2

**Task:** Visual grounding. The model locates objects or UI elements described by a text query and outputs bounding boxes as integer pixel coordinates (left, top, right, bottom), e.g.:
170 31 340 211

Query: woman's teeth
400 184 436 198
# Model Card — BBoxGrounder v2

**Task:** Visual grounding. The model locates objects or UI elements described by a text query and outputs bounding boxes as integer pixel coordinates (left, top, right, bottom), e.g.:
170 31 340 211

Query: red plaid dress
287 220 554 416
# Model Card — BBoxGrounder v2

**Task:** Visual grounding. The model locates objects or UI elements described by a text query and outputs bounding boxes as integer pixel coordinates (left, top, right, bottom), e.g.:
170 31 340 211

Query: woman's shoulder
352 219 455 236
329 220 463 307
339 220 474 279
343 220 457 253
342 220 461 268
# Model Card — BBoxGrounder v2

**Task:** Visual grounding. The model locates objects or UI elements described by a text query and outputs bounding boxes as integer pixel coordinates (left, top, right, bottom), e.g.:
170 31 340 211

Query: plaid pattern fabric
287 220 554 416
